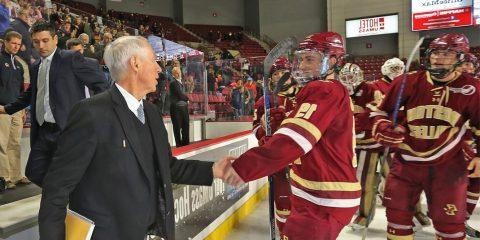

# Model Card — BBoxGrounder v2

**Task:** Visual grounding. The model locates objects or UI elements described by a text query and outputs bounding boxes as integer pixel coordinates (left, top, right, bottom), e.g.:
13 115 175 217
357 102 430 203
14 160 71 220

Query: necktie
137 104 145 124
36 59 48 126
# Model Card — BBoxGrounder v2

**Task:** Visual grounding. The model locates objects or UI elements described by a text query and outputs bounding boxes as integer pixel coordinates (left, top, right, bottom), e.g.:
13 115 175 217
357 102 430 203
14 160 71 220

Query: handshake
212 156 245 187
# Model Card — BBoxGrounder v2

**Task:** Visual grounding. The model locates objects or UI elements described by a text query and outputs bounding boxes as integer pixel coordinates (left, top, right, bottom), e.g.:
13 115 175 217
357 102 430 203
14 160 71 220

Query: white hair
103 36 150 81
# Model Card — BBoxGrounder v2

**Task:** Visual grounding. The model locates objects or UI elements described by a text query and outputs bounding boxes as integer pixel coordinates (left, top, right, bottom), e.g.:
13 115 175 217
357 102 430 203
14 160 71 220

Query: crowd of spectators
0 0 261 121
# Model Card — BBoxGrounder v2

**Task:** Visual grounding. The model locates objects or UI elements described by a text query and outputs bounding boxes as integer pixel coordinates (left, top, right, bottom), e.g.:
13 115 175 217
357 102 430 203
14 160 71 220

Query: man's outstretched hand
212 156 245 187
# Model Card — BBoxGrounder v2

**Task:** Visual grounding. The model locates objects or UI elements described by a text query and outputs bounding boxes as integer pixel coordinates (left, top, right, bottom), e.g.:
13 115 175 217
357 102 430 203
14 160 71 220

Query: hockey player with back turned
221 32 360 240
372 33 480 240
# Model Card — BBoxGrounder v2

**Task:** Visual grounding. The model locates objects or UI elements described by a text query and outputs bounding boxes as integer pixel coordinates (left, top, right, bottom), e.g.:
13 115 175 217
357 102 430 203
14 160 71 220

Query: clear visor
429 49 461 70
292 50 328 84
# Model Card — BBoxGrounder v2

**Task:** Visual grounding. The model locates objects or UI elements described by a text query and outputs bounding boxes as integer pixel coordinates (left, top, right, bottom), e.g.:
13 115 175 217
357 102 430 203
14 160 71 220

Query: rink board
0 131 266 240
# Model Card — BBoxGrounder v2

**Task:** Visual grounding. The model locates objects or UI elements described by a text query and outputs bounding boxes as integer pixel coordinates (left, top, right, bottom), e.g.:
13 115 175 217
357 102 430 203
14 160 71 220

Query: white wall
106 0 174 18
258 0 327 42
346 34 398 56
328 0 419 59
182 0 244 26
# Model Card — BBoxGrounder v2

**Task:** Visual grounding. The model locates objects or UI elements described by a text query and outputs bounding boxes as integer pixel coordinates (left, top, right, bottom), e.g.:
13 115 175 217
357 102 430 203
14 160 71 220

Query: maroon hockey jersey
353 79 391 150
233 80 361 214
374 71 480 165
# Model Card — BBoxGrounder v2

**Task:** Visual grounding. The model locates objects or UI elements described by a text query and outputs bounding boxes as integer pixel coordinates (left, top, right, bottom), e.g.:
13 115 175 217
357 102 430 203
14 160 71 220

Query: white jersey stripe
275 128 313 154
290 185 360 208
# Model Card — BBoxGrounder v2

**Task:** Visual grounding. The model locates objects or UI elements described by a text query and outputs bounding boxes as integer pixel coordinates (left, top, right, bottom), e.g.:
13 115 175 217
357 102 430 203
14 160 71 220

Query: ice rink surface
227 198 480 240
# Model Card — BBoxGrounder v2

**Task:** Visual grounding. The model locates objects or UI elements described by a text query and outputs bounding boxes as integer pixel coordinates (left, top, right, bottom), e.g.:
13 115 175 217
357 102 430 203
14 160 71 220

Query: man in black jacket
169 66 190 146
38 36 230 240
8 7 39 64
0 31 28 189
0 21 109 186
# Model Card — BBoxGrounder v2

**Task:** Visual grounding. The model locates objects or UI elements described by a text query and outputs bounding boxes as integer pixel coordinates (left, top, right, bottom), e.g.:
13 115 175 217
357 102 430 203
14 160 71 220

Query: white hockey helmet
338 63 364 95
381 57 405 81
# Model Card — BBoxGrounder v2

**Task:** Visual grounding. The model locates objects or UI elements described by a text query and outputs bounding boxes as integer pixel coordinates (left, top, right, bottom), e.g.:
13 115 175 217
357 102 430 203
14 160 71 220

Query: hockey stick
361 37 424 240
263 36 299 240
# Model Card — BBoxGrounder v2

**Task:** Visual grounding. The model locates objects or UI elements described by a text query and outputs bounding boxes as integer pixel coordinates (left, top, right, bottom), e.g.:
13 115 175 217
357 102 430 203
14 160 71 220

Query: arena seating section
354 55 392 81
186 93 233 119
186 24 267 58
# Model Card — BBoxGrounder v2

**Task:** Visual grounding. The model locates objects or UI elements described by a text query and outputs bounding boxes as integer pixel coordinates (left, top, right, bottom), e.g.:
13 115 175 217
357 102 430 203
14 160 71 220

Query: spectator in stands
33 6 43 22
185 75 194 94
78 33 95 58
57 21 76 49
0 0 10 37
82 16 93 43
207 68 216 94
255 75 263 101
93 25 101 44
244 76 256 115
221 48 233 60
0 31 29 189
93 32 112 62
169 66 190 146
156 61 168 115
0 21 109 186
230 81 241 119
8 6 39 64
73 16 84 35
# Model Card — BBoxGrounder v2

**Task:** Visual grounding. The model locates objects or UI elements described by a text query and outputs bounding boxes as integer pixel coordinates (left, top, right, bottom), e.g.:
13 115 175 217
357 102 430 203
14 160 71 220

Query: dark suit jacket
38 86 214 240
4 49 109 146
169 79 189 106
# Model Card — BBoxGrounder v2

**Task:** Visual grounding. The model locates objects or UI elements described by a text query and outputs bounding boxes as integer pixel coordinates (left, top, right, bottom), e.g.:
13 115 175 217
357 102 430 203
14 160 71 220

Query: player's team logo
4 63 9 68
443 204 458 216
448 85 476 95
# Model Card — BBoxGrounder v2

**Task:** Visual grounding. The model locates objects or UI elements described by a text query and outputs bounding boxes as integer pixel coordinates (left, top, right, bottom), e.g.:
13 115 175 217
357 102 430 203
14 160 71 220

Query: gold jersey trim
399 127 459 157
290 169 361 192
281 118 322 142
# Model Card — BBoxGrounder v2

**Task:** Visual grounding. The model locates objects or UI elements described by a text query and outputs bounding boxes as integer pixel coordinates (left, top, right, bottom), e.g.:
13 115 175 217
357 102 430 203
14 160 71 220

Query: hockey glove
373 120 406 148
258 136 271 146
261 108 286 133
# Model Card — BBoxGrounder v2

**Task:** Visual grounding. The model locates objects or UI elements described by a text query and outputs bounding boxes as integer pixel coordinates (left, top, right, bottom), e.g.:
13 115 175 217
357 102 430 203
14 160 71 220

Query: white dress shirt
115 83 143 118
39 48 56 123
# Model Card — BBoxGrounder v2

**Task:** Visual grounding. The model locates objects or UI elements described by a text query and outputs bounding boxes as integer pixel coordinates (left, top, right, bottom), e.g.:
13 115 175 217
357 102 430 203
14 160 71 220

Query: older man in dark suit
38 36 230 240
0 21 109 186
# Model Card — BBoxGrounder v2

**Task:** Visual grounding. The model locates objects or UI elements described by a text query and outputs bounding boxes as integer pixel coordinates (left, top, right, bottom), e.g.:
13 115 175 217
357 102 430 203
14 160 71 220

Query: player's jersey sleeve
232 83 346 181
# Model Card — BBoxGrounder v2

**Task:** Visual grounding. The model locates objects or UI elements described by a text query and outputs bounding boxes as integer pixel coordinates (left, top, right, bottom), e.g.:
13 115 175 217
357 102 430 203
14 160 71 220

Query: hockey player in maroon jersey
457 52 480 238
456 53 478 76
251 56 296 233
221 32 360 240
372 33 480 240
344 59 402 229
252 57 295 142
